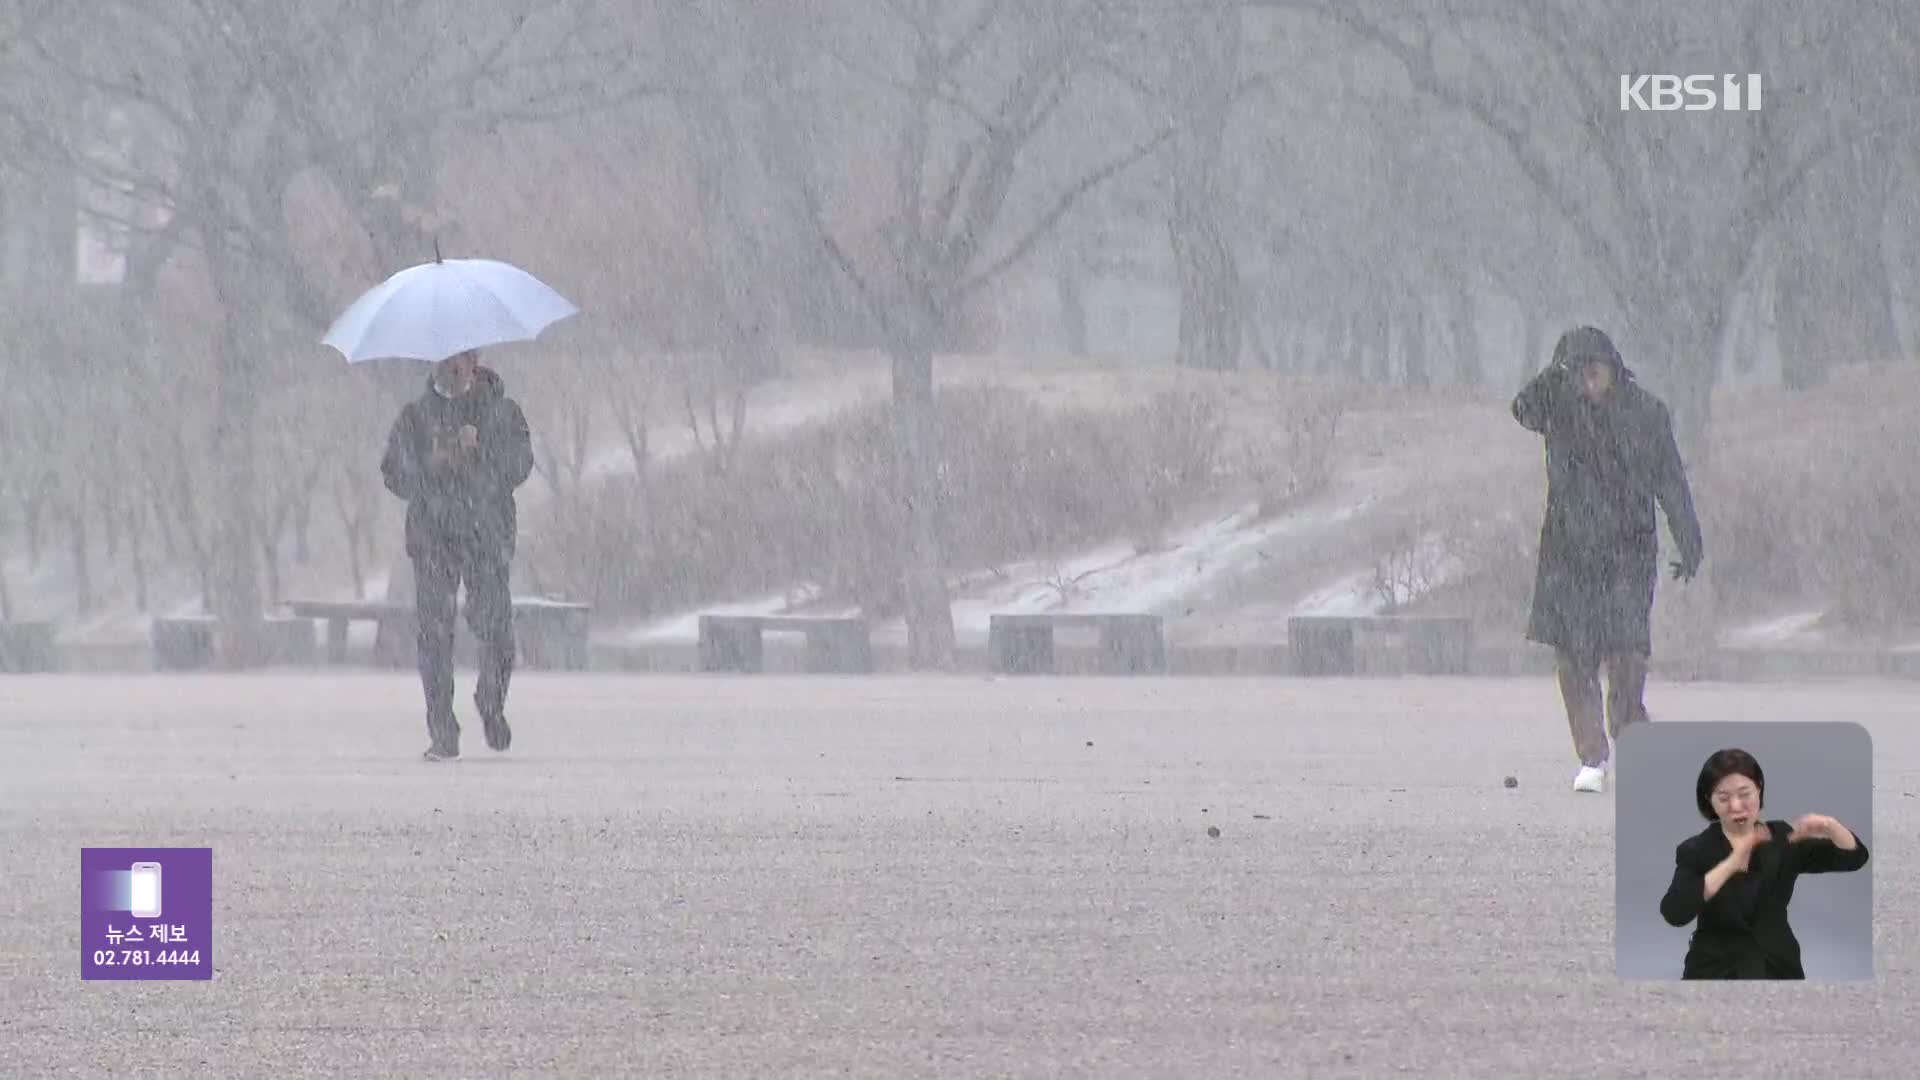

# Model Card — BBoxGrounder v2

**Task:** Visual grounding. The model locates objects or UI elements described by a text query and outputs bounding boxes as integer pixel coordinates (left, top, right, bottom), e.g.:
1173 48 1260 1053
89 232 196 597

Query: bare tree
1 0 653 663
1155 2 1256 371
770 0 1175 667
1256 0 1919 454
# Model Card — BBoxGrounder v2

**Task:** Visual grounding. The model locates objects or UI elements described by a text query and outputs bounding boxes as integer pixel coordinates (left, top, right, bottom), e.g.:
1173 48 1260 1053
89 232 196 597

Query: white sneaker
1572 765 1606 793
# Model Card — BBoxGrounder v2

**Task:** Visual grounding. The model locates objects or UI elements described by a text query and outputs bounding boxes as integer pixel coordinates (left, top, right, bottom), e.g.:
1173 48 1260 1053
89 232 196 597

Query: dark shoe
482 711 511 752
422 742 459 762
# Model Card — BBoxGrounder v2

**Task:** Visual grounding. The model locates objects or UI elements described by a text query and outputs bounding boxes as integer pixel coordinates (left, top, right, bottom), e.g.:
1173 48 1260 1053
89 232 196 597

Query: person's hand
1670 551 1702 582
1788 814 1840 843
459 424 479 451
1725 819 1770 867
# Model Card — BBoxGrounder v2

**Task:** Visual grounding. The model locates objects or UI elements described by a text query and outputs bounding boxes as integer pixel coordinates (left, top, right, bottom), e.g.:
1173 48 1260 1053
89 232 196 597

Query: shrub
530 385 1228 620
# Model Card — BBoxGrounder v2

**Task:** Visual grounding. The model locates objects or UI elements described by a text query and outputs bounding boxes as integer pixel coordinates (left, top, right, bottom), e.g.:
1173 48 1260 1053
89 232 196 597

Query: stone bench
152 615 317 670
0 620 57 673
987 612 1167 675
697 614 873 674
1287 614 1474 676
284 598 592 671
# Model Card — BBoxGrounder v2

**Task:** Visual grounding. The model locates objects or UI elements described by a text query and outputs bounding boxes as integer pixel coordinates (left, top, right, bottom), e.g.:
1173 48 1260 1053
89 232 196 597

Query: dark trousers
1555 649 1648 767
414 542 515 748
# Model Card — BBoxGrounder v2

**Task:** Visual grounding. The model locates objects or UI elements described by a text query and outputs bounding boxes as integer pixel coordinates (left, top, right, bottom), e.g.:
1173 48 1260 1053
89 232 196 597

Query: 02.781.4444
91 949 201 967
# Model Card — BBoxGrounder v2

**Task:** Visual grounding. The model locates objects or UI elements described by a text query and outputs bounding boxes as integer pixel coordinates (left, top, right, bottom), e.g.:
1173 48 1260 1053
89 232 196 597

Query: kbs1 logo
1619 74 1762 111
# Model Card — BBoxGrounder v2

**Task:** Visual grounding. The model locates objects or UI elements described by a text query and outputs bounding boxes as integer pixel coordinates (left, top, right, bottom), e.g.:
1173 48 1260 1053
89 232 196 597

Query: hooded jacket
380 366 535 559
1511 326 1704 656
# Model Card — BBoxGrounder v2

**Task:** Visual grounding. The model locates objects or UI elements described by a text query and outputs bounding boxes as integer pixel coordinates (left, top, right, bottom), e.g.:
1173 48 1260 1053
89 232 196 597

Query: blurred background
0 0 1915 670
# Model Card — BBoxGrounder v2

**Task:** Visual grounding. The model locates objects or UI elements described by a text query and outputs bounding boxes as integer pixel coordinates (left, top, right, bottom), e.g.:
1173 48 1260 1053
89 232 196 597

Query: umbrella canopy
322 257 579 364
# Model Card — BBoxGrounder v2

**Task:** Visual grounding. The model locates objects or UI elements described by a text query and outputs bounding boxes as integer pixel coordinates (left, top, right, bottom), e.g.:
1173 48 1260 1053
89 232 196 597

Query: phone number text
91 949 201 967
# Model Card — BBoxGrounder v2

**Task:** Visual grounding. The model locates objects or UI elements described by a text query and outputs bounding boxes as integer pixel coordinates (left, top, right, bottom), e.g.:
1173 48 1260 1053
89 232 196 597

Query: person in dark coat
1512 326 1704 793
1659 748 1869 979
381 349 535 761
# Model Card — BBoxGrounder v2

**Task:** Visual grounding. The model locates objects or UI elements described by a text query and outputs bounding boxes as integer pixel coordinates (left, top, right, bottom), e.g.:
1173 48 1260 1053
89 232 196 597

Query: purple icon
81 848 213 981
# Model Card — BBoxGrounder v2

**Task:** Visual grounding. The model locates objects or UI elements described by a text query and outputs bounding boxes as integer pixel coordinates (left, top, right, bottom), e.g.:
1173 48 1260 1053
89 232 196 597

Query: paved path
4 674 1916 1078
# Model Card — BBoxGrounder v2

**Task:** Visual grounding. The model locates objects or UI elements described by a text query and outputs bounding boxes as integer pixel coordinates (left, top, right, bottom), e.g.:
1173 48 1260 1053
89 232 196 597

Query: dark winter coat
1658 819 1869 979
1512 333 1703 658
380 366 535 560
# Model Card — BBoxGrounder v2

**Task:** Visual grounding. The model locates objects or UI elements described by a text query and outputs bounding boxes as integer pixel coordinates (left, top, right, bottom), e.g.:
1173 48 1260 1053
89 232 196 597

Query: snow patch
1288 571 1383 618
933 497 1376 642
622 588 861 644
1724 611 1828 648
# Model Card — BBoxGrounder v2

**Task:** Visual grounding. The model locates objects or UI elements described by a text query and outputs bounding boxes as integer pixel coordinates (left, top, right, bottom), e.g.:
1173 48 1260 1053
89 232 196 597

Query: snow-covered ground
617 490 1438 647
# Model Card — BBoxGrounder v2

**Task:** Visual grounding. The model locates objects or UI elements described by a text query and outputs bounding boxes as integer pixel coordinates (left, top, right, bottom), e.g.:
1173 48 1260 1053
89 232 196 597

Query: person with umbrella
1512 326 1705 794
325 254 573 760
380 348 535 759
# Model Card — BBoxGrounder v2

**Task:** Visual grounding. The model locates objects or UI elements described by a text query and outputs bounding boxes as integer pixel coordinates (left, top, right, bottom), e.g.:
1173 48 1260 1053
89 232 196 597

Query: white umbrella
322 255 579 364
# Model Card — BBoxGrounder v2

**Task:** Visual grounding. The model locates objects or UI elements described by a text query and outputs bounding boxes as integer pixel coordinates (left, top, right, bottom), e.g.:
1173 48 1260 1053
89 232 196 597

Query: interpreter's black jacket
1658 819 1869 979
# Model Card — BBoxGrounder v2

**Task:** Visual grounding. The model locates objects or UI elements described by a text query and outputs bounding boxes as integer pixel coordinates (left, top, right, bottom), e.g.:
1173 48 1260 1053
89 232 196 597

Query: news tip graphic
81 847 213 981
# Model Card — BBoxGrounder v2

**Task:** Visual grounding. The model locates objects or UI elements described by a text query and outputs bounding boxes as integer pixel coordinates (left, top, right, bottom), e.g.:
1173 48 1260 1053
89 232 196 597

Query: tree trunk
1449 284 1483 390
1240 306 1277 371
25 489 45 568
1403 301 1430 391
891 341 956 670
67 504 93 615
294 487 313 565
1368 305 1392 384
1338 311 1364 380
202 241 268 668
151 486 178 563
260 524 283 609
1169 204 1243 371
101 485 121 560
384 540 414 607
128 504 148 614
1056 259 1090 356
670 0 787 388
1165 6 1243 373
348 529 366 600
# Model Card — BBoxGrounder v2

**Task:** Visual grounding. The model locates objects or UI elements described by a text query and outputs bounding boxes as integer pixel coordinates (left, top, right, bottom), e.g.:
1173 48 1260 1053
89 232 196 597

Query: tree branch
955 123 1176 298
1262 0 1628 292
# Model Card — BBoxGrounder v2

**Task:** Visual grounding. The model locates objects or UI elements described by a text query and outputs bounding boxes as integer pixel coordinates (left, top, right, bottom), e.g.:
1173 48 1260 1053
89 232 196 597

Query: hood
424 364 506 404
1552 325 1634 380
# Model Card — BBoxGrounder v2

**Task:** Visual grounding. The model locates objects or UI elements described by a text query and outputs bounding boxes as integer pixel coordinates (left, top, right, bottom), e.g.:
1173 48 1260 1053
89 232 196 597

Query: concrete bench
987 612 1167 675
697 614 873 674
1287 614 1474 676
0 621 57 672
285 598 592 670
152 615 317 670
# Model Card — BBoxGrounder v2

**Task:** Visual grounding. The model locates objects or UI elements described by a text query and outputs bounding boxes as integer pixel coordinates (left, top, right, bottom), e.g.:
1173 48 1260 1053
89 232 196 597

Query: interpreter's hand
459 424 479 452
1788 814 1841 843
1725 819 1770 868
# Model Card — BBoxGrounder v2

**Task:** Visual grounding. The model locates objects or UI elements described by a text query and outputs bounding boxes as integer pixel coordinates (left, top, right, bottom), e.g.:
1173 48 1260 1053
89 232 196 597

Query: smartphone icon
129 862 163 920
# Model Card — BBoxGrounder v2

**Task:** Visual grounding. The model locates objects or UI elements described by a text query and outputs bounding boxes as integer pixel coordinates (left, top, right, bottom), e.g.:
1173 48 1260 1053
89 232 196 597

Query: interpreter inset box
1614 722 1872 981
